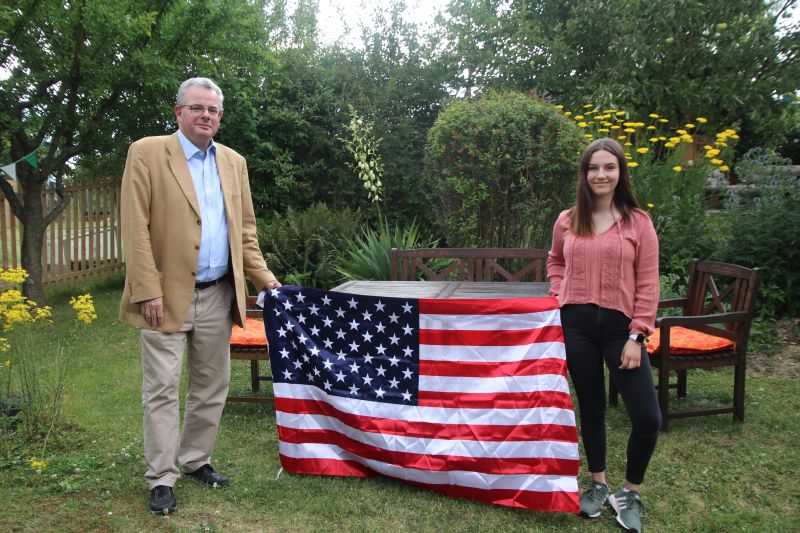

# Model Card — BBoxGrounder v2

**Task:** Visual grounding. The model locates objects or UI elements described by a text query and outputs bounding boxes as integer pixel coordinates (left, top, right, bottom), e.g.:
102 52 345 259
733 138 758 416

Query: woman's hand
619 339 643 370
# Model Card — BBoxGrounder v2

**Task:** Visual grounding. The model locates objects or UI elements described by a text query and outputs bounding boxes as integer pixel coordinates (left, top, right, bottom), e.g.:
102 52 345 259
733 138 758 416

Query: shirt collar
177 130 216 160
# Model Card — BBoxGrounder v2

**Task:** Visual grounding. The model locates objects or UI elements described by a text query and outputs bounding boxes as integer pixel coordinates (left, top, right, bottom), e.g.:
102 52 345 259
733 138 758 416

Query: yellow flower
681 134 694 143
705 148 721 157
704 145 713 150
715 141 729 147
3 358 10 366
669 137 681 143
658 136 666 141
574 115 584 120
696 117 708 123
684 123 695 129
564 111 572 116
578 121 588 128
648 113 660 119
628 162 639 167
617 135 627 140
719 165 730 172
664 142 677 148
648 137 659 143
725 129 737 135
610 125 620 129
711 158 724 165
583 103 594 108
0 268 29 285
623 122 637 127
598 128 610 132
625 153 632 159
647 203 655 208
730 134 740 140
555 104 564 109
623 127 635 133
636 147 649 154
624 142 632 146
615 111 626 116
677 129 688 135
29 458 47 471
659 118 669 123
70 294 97 325
672 166 682 172
646 125 656 130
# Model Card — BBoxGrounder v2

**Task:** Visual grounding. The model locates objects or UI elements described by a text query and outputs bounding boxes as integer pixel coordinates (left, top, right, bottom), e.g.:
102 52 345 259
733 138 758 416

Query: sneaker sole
579 509 603 518
149 506 177 515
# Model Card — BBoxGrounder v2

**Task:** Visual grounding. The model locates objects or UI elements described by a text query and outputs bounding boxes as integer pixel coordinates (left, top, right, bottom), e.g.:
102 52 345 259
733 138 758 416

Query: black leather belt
195 276 226 290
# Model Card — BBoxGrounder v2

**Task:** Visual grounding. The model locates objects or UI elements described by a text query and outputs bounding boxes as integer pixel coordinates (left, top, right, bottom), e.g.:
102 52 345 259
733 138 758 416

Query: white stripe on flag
419 341 565 362
419 310 561 330
279 442 579 493
419 374 569 394
273 383 576 427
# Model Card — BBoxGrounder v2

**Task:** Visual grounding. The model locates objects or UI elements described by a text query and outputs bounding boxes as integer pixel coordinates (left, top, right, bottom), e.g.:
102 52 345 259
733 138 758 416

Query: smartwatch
628 333 647 346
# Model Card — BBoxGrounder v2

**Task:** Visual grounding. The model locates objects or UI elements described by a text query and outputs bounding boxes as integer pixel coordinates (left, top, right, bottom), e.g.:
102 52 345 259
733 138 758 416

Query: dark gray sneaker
609 487 645 532
579 481 609 518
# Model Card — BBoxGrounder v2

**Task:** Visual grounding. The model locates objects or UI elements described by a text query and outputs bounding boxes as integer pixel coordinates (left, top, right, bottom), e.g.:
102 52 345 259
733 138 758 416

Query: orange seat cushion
646 326 735 355
231 317 267 348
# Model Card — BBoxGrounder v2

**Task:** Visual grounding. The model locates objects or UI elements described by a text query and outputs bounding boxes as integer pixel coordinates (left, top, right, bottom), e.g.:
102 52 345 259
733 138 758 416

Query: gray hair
176 77 224 107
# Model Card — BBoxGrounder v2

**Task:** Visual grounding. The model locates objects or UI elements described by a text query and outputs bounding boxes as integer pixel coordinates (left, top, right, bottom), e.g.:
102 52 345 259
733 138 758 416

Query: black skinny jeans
560 303 661 485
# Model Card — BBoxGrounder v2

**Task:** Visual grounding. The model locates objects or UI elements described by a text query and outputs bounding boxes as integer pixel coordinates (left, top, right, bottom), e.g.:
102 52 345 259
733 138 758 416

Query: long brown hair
570 138 641 236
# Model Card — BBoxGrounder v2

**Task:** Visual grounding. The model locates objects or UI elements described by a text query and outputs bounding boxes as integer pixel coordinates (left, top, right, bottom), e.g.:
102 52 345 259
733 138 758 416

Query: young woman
547 138 661 533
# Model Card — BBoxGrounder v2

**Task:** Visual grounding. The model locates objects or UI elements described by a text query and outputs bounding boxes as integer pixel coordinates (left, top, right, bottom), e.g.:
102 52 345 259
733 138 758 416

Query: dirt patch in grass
749 318 800 379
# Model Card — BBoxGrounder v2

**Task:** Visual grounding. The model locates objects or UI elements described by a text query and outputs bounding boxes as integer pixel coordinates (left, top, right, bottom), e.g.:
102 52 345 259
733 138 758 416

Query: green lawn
1 281 798 532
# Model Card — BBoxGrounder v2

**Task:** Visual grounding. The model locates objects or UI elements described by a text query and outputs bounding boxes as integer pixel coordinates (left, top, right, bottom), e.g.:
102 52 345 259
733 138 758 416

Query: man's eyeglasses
180 104 223 117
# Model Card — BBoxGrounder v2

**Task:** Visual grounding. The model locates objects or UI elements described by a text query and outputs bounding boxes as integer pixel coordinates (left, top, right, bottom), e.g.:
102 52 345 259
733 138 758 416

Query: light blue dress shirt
177 130 230 283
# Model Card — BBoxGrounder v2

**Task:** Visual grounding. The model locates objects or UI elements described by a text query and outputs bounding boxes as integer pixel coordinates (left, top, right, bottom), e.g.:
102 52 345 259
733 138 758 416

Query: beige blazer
119 133 276 332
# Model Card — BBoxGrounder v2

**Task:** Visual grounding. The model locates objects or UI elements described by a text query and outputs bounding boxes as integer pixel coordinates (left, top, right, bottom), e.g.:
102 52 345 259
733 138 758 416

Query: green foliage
425 91 585 248
720 149 800 315
336 219 434 281
439 0 800 154
258 203 363 289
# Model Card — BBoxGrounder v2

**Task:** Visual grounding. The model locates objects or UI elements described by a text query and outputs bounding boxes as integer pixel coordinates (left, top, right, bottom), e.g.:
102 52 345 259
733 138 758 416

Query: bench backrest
390 248 548 282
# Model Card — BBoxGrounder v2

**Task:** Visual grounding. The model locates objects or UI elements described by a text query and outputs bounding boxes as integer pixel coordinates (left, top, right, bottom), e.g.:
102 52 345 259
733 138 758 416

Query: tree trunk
20 185 46 305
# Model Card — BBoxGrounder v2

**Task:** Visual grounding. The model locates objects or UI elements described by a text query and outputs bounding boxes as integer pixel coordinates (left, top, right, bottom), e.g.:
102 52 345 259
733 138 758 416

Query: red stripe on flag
278 427 580 476
275 397 578 442
420 325 564 346
404 479 580 514
279 455 373 477
418 390 574 410
419 297 560 315
420 358 567 378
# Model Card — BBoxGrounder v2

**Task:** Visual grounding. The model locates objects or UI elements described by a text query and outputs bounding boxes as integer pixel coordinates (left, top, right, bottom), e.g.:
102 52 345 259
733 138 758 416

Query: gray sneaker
579 481 609 518
609 487 646 532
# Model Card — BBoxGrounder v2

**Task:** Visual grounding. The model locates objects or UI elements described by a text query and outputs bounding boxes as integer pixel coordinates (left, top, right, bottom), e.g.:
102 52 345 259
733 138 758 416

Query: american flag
265 285 579 513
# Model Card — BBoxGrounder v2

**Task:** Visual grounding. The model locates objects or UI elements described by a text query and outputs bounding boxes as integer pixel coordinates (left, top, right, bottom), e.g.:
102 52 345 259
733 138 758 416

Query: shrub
424 91 585 249
720 149 800 316
336 219 436 281
558 104 739 280
258 204 363 289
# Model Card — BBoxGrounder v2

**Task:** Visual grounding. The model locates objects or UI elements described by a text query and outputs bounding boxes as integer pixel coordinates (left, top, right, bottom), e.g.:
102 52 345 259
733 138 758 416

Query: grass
1 280 798 532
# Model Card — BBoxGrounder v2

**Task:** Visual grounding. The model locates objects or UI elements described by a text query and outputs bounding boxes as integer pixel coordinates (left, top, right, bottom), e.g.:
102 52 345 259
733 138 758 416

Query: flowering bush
556 104 740 278
0 268 96 469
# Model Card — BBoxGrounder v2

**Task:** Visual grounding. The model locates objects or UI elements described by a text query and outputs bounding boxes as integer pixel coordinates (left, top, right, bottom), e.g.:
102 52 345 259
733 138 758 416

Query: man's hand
140 297 164 328
619 339 643 370
264 280 282 291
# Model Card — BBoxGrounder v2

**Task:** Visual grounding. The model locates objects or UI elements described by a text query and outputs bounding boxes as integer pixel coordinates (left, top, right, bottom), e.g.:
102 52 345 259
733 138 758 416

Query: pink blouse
547 209 660 336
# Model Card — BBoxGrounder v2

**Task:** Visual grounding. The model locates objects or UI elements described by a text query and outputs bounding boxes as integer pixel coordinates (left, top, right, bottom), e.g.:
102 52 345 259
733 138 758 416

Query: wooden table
331 280 551 299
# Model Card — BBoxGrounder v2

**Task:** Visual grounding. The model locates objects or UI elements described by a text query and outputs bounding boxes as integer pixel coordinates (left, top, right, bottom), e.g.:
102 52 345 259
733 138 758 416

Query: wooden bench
227 295 272 403
390 247 549 282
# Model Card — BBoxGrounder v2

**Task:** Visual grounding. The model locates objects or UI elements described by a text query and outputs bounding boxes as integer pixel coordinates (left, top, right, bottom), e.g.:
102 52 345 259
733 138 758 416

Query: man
119 77 281 515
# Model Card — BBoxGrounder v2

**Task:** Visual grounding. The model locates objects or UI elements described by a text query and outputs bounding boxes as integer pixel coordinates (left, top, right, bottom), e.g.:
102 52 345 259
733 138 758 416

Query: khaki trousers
140 281 233 489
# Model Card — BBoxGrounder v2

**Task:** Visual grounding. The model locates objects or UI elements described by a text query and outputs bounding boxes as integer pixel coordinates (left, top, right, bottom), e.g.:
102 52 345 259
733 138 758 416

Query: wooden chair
227 295 272 403
390 247 549 282
610 259 761 431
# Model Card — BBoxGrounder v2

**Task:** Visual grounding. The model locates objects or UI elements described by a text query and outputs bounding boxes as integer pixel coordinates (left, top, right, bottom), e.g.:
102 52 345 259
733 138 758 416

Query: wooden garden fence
0 180 124 287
